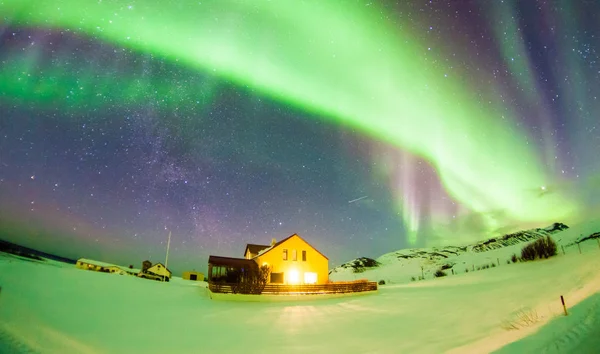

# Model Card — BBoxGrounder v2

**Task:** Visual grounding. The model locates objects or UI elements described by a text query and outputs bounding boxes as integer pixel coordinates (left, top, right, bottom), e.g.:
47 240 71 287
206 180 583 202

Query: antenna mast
164 231 171 282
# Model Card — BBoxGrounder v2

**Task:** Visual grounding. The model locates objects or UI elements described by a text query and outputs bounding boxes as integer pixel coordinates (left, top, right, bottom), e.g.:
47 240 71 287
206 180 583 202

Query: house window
292 249 297 261
270 273 284 283
302 250 307 261
283 249 288 260
304 272 317 284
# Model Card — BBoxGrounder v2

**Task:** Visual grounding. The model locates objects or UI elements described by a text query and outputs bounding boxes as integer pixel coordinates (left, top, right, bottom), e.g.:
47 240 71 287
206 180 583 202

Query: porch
208 279 378 295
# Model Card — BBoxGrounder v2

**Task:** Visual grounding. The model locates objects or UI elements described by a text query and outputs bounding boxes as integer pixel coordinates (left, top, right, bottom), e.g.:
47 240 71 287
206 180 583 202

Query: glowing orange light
288 270 300 284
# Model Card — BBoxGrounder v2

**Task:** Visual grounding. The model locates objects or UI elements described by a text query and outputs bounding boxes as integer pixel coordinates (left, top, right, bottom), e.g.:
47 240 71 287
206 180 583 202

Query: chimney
271 238 276 246
142 260 152 271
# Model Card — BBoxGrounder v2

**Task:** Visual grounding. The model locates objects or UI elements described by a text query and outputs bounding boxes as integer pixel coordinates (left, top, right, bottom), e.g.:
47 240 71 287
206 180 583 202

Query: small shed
182 271 204 281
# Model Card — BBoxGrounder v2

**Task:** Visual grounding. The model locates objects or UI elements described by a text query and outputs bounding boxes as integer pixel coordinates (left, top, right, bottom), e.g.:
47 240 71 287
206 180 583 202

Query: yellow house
254 234 329 285
145 263 172 279
208 234 329 285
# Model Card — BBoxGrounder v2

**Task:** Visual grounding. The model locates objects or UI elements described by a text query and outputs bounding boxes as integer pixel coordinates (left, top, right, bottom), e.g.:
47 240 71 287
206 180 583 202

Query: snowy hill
470 222 568 252
329 256 381 274
329 222 580 284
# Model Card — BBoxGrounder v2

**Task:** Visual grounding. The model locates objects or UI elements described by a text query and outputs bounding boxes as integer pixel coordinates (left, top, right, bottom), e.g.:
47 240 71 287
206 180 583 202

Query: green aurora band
0 1 579 239
0 53 221 109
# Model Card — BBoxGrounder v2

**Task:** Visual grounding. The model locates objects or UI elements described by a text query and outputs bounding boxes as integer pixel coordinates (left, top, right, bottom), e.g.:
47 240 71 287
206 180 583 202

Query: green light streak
489 0 538 101
556 0 588 118
0 0 578 232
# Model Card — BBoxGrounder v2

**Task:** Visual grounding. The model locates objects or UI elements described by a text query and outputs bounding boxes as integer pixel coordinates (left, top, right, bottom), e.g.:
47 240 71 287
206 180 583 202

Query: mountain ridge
330 222 569 276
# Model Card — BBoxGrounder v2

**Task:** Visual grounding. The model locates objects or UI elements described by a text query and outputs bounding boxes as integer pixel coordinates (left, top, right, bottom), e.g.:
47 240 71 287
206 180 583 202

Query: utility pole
164 231 171 282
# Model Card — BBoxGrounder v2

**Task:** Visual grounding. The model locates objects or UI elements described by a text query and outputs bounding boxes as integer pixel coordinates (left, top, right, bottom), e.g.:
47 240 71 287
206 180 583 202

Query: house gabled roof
243 244 270 257
254 234 329 260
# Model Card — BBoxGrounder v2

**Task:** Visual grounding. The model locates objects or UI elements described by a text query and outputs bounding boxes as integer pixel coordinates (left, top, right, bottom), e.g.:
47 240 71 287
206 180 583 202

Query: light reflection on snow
276 305 318 334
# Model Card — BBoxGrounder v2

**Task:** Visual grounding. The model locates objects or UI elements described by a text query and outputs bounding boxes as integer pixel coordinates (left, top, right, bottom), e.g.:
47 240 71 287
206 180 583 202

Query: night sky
1 0 599 274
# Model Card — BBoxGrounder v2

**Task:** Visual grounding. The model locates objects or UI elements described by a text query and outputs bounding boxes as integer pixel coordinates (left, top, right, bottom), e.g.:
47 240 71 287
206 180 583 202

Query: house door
190 274 197 281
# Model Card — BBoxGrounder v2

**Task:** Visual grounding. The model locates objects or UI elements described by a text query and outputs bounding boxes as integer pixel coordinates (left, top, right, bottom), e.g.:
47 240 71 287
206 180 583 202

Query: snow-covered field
0 220 599 353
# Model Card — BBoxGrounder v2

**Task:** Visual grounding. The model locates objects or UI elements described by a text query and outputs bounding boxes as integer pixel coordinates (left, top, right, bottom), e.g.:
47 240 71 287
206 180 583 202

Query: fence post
578 243 582 254
421 266 424 280
497 258 500 266
451 269 454 275
472 264 474 272
561 245 565 255
597 238 600 249
560 295 568 316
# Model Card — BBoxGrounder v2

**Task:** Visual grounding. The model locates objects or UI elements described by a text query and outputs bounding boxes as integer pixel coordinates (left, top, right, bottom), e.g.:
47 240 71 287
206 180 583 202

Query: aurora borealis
1 1 599 273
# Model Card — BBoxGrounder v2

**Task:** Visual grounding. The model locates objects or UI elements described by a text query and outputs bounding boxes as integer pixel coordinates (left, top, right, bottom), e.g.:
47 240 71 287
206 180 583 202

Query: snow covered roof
117 266 140 273
77 258 139 273
77 258 119 268
244 244 270 256
256 245 273 257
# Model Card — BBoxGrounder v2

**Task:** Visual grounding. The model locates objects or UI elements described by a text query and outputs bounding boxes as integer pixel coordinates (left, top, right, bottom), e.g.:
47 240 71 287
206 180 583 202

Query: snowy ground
495 293 600 353
0 221 599 353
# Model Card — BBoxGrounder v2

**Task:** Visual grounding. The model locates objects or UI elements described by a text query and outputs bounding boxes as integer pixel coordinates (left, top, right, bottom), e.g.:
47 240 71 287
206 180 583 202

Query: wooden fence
208 280 378 295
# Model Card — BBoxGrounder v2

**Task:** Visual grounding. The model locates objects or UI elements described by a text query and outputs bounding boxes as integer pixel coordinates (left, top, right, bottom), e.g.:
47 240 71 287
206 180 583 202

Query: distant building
76 258 139 275
138 262 172 281
182 271 204 281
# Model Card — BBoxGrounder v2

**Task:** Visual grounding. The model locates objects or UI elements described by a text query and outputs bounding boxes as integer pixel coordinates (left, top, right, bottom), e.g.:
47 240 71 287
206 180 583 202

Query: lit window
302 250 306 261
283 249 288 260
288 270 300 284
304 272 317 284
292 249 297 261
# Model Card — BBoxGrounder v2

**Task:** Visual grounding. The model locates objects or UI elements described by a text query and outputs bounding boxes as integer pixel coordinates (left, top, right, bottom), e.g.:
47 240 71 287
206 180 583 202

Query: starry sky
1 0 599 274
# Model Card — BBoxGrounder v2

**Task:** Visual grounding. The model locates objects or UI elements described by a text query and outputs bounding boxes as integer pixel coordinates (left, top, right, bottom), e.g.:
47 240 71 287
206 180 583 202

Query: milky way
1 1 599 273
